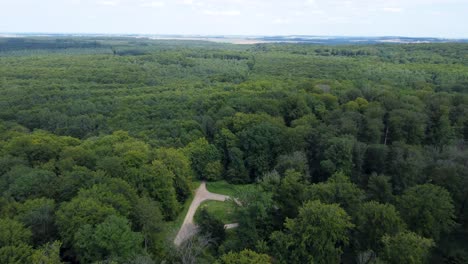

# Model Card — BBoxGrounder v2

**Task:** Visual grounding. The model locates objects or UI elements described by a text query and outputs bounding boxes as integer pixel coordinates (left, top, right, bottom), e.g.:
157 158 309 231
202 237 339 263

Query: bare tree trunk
384 126 389 145
177 235 213 264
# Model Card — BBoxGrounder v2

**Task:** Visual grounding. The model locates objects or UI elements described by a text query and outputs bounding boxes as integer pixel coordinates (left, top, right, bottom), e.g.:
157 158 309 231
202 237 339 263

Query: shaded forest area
0 37 467 263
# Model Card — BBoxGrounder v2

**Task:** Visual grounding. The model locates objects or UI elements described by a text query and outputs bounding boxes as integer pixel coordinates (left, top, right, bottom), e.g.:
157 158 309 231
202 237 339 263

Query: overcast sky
1 0 467 38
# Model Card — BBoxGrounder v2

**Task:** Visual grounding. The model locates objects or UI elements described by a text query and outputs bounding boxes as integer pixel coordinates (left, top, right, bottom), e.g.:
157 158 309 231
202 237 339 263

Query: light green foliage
196 200 237 223
4 131 78 165
154 148 193 202
93 215 144 261
75 215 143 263
381 232 434 264
0 219 33 263
307 171 364 213
185 138 222 180
0 244 34 264
398 184 456 240
205 180 252 197
0 218 32 247
270 200 353 264
77 183 133 217
31 241 63 264
56 197 118 245
144 161 179 220
217 249 271 264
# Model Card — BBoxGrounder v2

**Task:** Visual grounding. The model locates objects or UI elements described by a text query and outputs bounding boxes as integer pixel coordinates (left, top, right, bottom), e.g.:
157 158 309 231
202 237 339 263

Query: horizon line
1 32 468 40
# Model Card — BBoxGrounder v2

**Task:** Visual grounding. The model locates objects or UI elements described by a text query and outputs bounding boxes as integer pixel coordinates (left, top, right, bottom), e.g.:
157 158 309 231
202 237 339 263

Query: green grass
163 180 202 241
206 180 252 197
195 200 238 224
163 180 248 241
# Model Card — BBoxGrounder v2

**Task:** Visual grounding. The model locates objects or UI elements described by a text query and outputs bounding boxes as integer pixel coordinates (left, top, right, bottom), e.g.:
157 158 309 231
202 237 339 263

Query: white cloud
140 1 165 7
383 7 403 13
203 10 241 16
98 0 120 6
272 18 291 24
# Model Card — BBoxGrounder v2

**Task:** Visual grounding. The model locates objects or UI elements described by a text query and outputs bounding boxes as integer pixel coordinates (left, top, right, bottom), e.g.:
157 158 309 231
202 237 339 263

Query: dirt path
174 182 231 246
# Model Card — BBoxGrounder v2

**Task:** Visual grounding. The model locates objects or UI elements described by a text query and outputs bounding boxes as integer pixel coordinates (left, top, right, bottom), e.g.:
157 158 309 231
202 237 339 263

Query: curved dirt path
174 182 231 246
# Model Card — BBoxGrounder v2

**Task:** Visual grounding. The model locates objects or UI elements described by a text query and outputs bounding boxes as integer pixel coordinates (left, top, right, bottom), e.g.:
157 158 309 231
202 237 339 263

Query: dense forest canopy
0 37 467 263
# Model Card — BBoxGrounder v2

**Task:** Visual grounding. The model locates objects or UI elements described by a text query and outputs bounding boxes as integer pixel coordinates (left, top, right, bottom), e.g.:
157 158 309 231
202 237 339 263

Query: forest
0 37 467 264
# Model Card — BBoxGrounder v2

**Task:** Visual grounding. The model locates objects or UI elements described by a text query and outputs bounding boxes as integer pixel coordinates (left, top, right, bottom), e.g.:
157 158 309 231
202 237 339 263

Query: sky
1 0 467 38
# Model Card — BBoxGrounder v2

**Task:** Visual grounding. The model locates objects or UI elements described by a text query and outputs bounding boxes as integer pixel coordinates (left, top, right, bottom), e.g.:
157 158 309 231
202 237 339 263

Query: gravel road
174 182 231 246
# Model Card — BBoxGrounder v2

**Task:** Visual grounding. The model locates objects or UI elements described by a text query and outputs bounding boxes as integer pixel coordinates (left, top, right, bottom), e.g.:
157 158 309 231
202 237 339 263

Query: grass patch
206 180 252 197
195 200 238 224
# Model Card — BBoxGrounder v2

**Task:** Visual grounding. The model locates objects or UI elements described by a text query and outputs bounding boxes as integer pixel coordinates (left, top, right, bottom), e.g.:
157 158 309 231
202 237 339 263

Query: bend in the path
174 182 231 246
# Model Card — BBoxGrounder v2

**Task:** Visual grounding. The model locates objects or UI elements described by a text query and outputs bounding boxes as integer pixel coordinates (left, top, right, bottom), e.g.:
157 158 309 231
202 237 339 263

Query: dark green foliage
274 151 310 180
238 122 285 179
398 184 456 240
366 174 394 203
134 197 164 254
0 38 467 263
353 201 405 252
364 144 388 175
321 136 355 176
274 169 306 218
15 198 56 245
385 142 427 193
196 208 226 243
225 186 274 251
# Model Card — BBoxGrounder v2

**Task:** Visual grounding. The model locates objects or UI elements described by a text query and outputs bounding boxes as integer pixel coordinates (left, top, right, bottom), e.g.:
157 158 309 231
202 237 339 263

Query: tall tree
15 198 56 245
307 171 364 213
398 184 456 240
354 201 405 252
381 232 434 264
270 200 353 264
0 218 31 247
